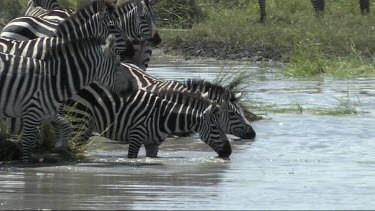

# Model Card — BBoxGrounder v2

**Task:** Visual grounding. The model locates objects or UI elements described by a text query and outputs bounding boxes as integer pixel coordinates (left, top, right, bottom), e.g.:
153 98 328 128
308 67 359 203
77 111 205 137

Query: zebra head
54 0 134 59
220 90 256 139
184 79 256 140
114 0 158 40
199 98 232 158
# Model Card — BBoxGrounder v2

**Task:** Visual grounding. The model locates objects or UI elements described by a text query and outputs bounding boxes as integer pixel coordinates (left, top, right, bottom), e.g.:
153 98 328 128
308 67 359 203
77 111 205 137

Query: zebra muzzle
217 140 232 158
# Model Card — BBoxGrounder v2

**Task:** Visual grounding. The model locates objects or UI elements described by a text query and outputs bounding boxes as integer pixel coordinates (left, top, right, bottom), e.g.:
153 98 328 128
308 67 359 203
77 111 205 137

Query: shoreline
157 38 291 63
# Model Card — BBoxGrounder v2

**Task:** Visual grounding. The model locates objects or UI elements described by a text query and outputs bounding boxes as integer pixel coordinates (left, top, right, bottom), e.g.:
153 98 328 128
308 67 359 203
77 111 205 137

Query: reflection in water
1 60 375 209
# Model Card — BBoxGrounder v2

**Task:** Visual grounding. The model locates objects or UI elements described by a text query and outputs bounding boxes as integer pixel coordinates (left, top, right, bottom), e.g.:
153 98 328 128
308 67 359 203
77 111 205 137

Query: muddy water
1 59 375 210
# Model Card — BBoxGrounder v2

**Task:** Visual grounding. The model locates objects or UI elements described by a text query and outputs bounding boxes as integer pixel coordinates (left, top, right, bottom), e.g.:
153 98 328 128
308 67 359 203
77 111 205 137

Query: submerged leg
145 144 160 158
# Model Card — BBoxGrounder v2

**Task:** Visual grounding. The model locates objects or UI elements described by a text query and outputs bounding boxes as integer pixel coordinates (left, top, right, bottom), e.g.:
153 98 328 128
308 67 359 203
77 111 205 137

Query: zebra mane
156 87 213 108
184 79 238 102
54 0 116 35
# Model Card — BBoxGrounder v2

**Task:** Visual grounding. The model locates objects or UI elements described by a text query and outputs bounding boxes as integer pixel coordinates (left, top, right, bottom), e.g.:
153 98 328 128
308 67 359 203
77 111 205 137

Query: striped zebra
0 0 134 141
65 82 232 158
25 0 73 22
1 0 158 42
0 33 127 163
0 5 135 162
113 63 256 140
310 0 324 16
25 0 63 15
360 0 371 15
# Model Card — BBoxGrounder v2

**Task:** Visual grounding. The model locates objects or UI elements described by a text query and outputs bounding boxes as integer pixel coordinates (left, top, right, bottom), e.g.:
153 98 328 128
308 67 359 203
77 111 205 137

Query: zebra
0 0 135 144
310 0 325 16
360 0 371 16
258 0 266 23
0 7 134 161
0 34 128 163
65 82 232 158
110 63 256 140
1 0 158 42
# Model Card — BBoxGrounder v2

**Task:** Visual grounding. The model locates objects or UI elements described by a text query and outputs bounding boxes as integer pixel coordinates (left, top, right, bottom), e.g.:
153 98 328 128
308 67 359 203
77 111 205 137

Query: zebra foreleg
128 136 145 158
144 144 159 158
21 115 40 162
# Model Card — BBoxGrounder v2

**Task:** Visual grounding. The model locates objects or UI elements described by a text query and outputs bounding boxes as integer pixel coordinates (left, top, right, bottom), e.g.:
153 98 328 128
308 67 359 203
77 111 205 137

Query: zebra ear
102 34 116 56
203 104 213 116
133 0 142 8
149 0 159 6
202 91 209 100
234 92 242 100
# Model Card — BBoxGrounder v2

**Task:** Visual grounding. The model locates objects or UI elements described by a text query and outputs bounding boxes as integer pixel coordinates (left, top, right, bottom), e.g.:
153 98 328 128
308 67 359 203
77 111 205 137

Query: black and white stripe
0 34 125 162
0 1 133 60
0 0 135 146
25 0 63 16
124 30 161 71
1 0 158 42
65 82 232 158
0 3 133 162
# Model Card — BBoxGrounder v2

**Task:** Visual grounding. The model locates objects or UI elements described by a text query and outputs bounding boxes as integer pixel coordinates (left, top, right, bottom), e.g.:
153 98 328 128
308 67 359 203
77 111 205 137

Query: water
1 58 375 210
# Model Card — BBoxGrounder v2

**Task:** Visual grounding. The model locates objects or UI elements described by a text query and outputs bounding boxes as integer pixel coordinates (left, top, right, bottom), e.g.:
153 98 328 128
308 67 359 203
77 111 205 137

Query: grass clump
213 67 263 121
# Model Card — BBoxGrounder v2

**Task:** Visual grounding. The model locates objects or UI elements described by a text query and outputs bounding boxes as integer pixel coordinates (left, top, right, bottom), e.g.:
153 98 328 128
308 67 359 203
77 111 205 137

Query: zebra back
0 1 134 60
25 0 63 15
26 6 73 22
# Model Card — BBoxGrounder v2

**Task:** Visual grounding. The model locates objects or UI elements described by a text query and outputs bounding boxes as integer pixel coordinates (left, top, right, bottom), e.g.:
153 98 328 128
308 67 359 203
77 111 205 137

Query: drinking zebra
65 82 232 158
107 63 257 140
1 0 158 42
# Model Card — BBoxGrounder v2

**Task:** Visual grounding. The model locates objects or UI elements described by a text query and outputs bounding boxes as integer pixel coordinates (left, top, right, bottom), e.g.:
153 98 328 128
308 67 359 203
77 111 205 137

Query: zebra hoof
127 154 138 159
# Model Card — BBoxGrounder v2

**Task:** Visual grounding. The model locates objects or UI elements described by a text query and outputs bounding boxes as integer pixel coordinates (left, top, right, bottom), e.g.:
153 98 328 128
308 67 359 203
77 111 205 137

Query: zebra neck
116 6 140 39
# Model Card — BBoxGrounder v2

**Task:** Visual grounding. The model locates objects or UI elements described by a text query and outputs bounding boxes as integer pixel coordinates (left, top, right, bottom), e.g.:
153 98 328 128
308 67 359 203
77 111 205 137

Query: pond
1 57 375 210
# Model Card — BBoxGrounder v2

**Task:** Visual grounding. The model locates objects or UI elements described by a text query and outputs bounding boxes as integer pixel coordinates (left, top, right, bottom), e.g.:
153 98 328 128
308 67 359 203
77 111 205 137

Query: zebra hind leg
52 114 72 155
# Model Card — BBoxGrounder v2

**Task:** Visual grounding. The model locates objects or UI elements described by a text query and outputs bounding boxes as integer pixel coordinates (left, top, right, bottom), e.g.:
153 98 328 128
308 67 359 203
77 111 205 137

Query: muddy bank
159 39 291 62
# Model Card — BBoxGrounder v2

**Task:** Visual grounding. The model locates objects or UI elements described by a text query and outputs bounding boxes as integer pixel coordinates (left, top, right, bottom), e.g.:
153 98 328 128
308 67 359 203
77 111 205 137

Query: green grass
158 0 375 77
